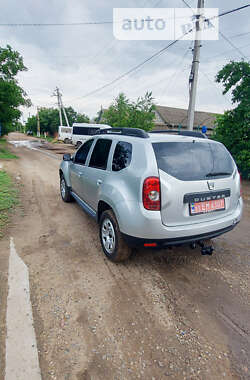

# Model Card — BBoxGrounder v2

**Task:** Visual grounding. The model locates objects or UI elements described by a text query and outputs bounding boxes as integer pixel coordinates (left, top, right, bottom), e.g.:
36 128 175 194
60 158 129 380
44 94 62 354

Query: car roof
72 123 110 129
94 132 217 144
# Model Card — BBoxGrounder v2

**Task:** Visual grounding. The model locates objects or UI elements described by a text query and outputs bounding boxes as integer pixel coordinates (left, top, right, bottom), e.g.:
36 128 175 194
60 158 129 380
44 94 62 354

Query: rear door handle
97 179 103 186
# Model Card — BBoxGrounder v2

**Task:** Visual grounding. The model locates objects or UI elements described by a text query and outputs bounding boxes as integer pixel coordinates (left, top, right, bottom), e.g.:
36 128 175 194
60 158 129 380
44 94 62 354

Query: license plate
190 198 225 215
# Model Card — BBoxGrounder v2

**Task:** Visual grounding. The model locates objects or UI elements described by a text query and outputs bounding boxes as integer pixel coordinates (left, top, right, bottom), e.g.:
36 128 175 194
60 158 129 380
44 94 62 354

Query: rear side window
73 127 101 136
112 141 132 171
73 127 89 135
74 139 93 165
152 142 234 181
60 127 71 133
88 127 100 135
89 139 112 170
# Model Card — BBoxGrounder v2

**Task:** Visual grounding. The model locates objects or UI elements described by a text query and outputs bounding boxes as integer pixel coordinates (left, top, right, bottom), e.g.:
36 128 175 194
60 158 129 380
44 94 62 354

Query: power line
153 0 163 7
77 30 194 100
160 43 192 96
180 0 250 19
204 42 250 62
180 0 249 59
219 31 248 60
180 0 193 9
1 4 249 26
74 4 250 100
230 31 250 39
199 68 232 107
0 21 113 26
218 5 250 18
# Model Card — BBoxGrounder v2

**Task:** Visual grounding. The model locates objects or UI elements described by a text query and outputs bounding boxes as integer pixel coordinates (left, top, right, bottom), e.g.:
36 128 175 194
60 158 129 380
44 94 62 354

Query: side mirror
63 153 71 161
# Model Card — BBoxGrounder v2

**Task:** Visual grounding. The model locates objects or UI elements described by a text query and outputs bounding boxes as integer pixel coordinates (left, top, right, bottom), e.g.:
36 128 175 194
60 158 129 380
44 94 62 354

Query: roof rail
150 130 208 139
96 127 149 138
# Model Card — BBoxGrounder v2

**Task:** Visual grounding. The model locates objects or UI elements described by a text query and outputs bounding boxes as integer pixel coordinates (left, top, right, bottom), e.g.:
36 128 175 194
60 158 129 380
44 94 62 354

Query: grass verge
0 139 18 159
0 171 18 238
39 135 58 143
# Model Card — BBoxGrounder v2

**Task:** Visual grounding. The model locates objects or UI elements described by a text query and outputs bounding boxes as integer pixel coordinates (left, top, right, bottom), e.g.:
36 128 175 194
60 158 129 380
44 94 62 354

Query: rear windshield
152 142 234 181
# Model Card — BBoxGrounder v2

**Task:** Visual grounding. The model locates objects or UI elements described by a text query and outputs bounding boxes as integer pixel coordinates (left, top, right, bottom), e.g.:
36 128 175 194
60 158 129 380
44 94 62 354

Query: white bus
58 125 73 144
72 123 111 148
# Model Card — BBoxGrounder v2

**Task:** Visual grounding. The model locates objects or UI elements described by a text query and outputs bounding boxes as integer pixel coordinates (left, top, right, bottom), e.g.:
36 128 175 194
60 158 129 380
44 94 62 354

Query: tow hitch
198 241 214 256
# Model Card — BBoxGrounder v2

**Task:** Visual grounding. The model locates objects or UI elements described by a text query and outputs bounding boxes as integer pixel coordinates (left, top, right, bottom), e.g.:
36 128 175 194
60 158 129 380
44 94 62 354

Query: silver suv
59 128 243 262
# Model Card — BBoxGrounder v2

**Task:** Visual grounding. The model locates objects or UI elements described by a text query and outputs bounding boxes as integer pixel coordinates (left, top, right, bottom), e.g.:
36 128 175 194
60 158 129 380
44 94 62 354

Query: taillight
143 177 161 211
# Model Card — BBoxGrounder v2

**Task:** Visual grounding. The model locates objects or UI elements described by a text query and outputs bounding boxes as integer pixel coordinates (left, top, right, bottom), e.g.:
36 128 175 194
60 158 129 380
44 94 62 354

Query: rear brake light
144 243 157 247
143 177 161 211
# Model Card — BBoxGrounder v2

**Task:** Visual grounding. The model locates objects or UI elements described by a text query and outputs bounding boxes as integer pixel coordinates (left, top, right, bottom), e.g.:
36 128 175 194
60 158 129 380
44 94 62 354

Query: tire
64 138 70 144
60 175 73 202
99 210 131 262
76 141 82 149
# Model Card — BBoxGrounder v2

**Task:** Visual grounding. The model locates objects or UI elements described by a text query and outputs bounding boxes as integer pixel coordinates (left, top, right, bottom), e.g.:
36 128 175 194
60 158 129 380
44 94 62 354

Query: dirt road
0 133 249 380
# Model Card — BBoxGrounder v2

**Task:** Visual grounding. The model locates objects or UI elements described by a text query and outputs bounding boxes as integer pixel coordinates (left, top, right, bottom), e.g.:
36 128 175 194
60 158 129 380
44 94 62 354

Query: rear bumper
122 223 238 248
118 198 243 240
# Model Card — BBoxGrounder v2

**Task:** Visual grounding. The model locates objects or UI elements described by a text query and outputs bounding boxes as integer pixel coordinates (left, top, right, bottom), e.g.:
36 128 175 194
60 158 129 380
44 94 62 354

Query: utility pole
37 107 41 137
53 87 69 127
55 87 63 126
60 96 70 127
187 0 204 130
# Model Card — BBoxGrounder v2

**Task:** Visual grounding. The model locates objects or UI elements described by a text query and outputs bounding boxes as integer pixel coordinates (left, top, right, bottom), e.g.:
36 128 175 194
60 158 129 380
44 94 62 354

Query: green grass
0 170 18 237
0 139 18 159
34 134 57 143
43 136 58 143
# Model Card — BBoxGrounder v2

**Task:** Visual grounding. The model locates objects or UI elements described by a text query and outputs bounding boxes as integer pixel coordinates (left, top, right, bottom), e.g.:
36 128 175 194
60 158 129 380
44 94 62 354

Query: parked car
58 125 72 144
26 130 33 136
71 123 110 148
59 128 243 262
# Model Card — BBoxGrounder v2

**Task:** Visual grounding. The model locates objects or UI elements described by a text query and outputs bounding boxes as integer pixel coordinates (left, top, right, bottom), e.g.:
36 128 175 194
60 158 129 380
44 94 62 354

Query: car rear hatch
152 140 239 227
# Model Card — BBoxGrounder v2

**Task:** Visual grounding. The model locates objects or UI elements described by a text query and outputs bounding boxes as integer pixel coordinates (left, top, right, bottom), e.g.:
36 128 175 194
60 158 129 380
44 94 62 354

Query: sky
0 0 249 122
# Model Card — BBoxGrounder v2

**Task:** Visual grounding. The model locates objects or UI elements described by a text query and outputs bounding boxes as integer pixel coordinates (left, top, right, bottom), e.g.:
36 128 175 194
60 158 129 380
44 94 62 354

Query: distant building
97 105 220 135
154 105 220 134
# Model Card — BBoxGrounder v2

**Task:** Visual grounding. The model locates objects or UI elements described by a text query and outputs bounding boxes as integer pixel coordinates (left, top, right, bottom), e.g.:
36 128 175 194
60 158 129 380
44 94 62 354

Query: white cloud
0 0 249 122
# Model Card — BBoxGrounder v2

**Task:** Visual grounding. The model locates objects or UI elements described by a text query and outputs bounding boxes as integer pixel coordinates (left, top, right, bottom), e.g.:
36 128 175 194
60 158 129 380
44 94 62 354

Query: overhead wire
199 69 232 107
204 42 250 62
72 4 250 100
75 30 194 100
0 4 248 26
180 0 249 59
160 42 192 97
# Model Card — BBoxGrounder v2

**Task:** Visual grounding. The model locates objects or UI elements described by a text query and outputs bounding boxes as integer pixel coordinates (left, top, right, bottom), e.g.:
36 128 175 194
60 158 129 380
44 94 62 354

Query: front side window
89 139 112 170
74 139 93 165
152 141 234 181
112 141 132 171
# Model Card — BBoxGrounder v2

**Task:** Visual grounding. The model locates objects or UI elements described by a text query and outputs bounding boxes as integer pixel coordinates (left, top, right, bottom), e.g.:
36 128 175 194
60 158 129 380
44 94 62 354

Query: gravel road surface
0 133 249 380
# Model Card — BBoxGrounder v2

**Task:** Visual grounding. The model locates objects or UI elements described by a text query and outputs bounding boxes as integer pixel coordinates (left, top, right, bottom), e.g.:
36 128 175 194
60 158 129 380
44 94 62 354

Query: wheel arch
59 164 72 188
97 200 112 223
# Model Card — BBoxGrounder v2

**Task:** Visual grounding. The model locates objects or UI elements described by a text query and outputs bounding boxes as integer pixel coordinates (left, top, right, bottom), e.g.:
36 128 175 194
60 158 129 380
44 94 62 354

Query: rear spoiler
150 130 208 139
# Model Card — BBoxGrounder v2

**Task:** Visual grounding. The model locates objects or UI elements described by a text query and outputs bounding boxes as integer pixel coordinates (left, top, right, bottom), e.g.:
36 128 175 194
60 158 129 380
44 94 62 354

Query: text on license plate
190 198 225 215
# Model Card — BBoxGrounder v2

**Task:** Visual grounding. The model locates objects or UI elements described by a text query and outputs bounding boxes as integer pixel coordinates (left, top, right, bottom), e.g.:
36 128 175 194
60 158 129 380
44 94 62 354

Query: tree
25 107 90 136
102 92 156 132
212 61 250 179
0 45 31 135
63 106 89 125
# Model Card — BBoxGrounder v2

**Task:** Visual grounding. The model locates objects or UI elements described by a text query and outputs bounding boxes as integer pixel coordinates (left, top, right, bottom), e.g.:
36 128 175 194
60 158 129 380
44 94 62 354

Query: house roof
155 105 220 129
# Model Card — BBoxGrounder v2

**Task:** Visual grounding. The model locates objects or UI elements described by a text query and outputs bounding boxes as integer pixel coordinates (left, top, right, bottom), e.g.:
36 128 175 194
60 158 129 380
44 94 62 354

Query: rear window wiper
205 172 232 177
